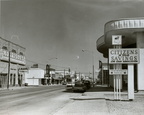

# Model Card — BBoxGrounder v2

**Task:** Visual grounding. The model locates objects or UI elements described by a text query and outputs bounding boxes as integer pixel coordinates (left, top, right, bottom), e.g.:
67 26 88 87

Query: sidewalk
53 85 112 115
53 85 144 115
0 86 27 91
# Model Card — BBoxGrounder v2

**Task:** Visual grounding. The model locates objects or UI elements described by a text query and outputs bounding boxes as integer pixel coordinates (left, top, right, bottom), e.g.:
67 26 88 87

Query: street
0 85 81 115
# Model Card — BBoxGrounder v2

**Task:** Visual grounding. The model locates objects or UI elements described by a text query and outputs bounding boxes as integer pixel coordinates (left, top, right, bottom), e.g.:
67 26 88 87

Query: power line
26 59 70 70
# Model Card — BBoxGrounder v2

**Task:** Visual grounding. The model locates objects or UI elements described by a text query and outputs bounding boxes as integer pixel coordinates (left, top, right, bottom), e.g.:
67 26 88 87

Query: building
96 18 144 92
0 37 26 88
54 70 71 84
24 68 44 86
98 63 109 85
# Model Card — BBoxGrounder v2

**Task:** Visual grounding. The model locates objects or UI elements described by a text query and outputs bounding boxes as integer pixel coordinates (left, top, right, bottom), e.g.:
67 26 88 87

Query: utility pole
93 64 94 86
82 49 95 87
7 42 10 89
75 71 76 82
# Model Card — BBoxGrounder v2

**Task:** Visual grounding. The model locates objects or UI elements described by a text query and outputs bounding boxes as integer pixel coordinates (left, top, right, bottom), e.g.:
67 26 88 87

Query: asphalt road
0 85 81 115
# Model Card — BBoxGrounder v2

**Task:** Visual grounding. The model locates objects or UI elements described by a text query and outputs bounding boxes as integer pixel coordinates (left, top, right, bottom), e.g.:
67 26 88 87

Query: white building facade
25 68 44 86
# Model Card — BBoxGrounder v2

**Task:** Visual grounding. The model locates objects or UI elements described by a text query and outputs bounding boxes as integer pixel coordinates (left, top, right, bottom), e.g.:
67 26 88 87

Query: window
2 46 8 50
19 52 24 55
11 49 16 53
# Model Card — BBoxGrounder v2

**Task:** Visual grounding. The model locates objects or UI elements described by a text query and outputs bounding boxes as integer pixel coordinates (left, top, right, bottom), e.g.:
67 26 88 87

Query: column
136 32 144 91
15 64 18 86
128 64 134 100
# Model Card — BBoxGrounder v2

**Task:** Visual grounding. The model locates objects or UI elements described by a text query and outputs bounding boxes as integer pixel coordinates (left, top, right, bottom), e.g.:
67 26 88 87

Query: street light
82 49 95 87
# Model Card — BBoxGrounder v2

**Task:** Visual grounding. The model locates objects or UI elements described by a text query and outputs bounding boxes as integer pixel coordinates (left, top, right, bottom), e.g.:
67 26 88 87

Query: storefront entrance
0 74 7 88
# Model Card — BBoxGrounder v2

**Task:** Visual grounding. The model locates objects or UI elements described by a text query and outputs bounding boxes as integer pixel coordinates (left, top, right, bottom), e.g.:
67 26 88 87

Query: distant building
24 68 44 85
98 63 109 85
0 37 26 88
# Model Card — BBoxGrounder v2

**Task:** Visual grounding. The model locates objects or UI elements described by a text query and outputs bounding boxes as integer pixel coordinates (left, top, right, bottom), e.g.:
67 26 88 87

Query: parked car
62 81 67 85
65 83 74 91
72 81 87 92
83 80 91 89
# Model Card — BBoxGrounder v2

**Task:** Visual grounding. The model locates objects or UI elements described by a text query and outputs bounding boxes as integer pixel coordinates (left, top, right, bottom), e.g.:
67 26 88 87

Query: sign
32 64 38 68
103 66 108 70
0 49 26 65
112 35 122 45
109 69 127 75
19 68 29 72
109 48 139 64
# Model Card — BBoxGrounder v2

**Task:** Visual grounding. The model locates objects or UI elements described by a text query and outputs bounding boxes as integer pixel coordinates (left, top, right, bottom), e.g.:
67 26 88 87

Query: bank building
0 37 26 88
96 18 144 93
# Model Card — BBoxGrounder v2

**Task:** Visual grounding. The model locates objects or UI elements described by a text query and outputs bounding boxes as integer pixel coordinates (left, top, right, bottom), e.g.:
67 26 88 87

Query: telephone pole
7 42 10 89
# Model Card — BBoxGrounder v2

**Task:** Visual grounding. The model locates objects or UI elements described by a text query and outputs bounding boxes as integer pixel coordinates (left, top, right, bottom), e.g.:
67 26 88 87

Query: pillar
128 64 134 100
15 64 18 86
136 32 144 91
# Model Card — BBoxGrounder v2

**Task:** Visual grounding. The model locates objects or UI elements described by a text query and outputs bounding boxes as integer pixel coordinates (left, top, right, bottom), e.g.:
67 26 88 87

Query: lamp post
82 49 95 87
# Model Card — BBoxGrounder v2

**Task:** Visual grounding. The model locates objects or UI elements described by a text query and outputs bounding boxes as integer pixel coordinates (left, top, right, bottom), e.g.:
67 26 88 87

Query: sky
1 0 144 74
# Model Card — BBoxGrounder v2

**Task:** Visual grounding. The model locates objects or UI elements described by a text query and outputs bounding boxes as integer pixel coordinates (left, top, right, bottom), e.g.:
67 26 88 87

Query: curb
70 97 105 100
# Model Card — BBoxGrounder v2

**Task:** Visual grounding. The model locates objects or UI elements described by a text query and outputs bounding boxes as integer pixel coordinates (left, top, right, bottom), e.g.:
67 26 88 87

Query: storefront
96 18 144 92
0 37 26 88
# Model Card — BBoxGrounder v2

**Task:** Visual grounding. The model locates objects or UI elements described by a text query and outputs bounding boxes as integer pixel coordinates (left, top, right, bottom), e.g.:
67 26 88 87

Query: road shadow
63 90 73 93
63 90 85 93
86 85 113 92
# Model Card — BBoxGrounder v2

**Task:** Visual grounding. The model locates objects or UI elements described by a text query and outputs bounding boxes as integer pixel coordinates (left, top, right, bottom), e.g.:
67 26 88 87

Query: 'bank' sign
109 48 139 64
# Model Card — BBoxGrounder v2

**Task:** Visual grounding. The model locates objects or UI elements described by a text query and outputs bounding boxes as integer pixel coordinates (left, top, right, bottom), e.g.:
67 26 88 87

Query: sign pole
112 35 122 100
114 75 116 99
119 74 121 100
116 68 118 100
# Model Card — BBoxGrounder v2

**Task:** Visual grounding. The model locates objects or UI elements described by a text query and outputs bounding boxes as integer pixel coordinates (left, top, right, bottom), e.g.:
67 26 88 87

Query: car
65 83 74 91
72 81 87 92
62 81 67 85
83 80 91 89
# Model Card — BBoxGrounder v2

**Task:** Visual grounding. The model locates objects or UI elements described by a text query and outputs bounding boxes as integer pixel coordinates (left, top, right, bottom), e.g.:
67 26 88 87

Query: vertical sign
112 35 122 45
112 35 122 100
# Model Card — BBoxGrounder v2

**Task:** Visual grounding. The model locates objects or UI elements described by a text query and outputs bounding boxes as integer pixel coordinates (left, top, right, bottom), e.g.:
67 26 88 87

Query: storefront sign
103 66 108 70
109 69 127 75
109 48 139 64
19 68 29 72
0 49 26 65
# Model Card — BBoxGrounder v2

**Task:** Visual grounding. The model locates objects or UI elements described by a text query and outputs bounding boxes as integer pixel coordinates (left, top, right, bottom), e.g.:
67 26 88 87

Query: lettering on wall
0 49 25 65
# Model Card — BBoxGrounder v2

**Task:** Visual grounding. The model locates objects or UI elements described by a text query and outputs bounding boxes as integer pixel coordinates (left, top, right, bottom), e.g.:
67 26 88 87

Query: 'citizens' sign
109 48 139 64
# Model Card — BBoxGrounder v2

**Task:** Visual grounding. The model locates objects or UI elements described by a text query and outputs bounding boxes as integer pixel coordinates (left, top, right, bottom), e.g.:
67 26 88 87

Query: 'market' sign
109 48 139 64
